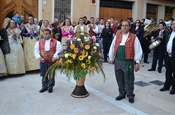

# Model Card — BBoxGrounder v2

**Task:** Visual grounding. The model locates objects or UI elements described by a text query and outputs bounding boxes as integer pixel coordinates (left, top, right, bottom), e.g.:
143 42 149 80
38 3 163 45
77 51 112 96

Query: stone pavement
0 57 175 115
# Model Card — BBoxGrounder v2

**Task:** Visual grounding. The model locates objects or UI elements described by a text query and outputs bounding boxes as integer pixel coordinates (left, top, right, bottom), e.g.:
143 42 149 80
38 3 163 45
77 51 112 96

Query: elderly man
108 21 143 103
160 20 175 95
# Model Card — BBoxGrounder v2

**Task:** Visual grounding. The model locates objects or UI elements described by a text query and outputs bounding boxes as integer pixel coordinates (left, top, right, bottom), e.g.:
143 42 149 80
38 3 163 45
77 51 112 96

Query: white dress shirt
98 24 105 34
108 32 143 63
74 25 88 33
87 24 99 34
167 31 175 53
34 38 62 60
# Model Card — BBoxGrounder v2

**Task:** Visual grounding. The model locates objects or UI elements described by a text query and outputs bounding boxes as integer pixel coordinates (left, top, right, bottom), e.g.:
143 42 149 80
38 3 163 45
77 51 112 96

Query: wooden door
0 0 38 29
99 7 132 22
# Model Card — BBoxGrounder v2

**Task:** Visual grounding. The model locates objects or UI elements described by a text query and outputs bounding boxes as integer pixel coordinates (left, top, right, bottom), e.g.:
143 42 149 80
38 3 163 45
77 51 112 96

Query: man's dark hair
159 22 166 26
90 17 94 19
79 17 83 20
44 29 51 34
83 16 87 19
111 17 114 19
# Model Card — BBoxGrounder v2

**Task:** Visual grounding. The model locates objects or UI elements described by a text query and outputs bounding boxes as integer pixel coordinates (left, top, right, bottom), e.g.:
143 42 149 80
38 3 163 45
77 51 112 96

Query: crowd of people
0 12 174 100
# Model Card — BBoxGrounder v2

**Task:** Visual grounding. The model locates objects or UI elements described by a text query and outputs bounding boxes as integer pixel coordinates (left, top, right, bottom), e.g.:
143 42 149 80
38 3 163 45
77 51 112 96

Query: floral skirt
5 43 26 74
23 37 39 71
0 49 7 76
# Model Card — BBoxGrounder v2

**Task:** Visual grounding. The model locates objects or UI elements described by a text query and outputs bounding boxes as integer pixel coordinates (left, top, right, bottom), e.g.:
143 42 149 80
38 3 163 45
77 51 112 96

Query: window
146 4 158 20
54 0 71 20
165 6 174 20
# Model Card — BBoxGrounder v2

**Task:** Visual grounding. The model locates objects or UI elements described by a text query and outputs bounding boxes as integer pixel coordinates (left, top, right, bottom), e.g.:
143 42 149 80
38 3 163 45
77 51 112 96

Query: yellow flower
70 44 75 49
93 50 97 53
56 58 62 64
74 48 79 53
85 45 90 50
81 50 85 54
90 67 96 72
66 59 72 64
78 56 84 61
80 43 84 48
85 51 88 57
69 53 73 57
81 63 86 68
86 60 91 64
72 54 76 59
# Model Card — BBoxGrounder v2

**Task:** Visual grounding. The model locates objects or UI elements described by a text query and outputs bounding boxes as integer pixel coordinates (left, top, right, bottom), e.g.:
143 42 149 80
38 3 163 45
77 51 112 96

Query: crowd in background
0 11 174 77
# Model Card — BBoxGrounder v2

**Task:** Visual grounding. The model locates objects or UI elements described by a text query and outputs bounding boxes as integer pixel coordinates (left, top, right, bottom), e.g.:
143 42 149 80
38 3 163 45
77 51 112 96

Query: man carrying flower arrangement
108 21 143 103
34 29 62 93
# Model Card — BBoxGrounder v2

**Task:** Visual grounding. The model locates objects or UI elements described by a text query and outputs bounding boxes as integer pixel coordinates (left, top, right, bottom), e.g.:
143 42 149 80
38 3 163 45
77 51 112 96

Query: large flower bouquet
46 32 106 81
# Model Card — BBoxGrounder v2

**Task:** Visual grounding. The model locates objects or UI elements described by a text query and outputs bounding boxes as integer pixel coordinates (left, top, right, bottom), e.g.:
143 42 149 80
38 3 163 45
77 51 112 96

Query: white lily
93 46 97 50
88 56 91 59
64 53 69 58
95 43 99 47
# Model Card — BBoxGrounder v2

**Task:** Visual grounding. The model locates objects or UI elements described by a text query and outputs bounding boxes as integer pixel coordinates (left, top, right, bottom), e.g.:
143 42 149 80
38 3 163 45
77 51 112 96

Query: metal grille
54 0 71 20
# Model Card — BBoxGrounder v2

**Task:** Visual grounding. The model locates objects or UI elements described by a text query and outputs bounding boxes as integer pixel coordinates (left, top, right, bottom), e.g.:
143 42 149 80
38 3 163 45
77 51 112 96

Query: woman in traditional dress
61 18 74 50
39 19 52 39
5 19 25 75
0 29 8 77
0 18 11 77
21 15 40 71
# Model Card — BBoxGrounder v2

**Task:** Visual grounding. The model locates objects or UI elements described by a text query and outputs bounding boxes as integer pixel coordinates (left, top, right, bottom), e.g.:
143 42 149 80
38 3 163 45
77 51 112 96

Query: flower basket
45 32 106 98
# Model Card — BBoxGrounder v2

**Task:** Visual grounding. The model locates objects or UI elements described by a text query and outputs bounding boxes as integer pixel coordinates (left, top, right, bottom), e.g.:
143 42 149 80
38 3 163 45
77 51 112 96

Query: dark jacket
52 27 62 42
166 31 175 57
131 26 144 41
0 29 10 55
152 29 168 50
101 28 113 43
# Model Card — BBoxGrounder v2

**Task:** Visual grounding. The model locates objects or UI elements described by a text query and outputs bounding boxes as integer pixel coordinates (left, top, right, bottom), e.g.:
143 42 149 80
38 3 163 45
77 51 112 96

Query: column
173 8 175 19
38 0 42 21
132 0 145 20
157 5 165 21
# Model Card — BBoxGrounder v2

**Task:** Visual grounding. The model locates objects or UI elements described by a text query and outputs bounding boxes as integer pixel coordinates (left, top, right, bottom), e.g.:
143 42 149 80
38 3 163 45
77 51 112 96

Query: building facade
0 0 175 28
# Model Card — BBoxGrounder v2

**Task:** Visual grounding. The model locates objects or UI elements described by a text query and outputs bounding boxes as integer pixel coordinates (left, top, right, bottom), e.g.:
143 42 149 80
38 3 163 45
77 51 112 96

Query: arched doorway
0 0 38 29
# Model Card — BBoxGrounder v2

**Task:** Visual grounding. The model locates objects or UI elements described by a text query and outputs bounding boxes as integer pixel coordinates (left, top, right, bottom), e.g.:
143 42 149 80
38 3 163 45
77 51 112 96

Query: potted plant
46 32 106 98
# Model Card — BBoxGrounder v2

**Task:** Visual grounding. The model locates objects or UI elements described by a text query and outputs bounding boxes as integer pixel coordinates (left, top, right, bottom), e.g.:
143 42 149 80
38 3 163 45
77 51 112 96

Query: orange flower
70 44 75 49
90 67 96 72
72 54 76 59
74 48 79 53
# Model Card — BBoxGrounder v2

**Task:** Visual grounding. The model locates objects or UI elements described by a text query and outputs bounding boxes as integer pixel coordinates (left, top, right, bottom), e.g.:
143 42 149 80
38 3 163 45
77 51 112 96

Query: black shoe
170 90 175 95
160 87 169 91
158 69 161 73
39 87 47 93
48 87 53 93
144 61 149 64
148 69 155 71
129 98 134 103
115 95 125 100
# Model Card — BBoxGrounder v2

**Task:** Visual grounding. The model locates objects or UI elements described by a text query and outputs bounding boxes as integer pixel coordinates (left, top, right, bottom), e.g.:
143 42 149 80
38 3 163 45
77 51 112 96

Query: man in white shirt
108 21 143 103
34 29 62 93
87 17 99 37
160 20 175 95
74 17 88 36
